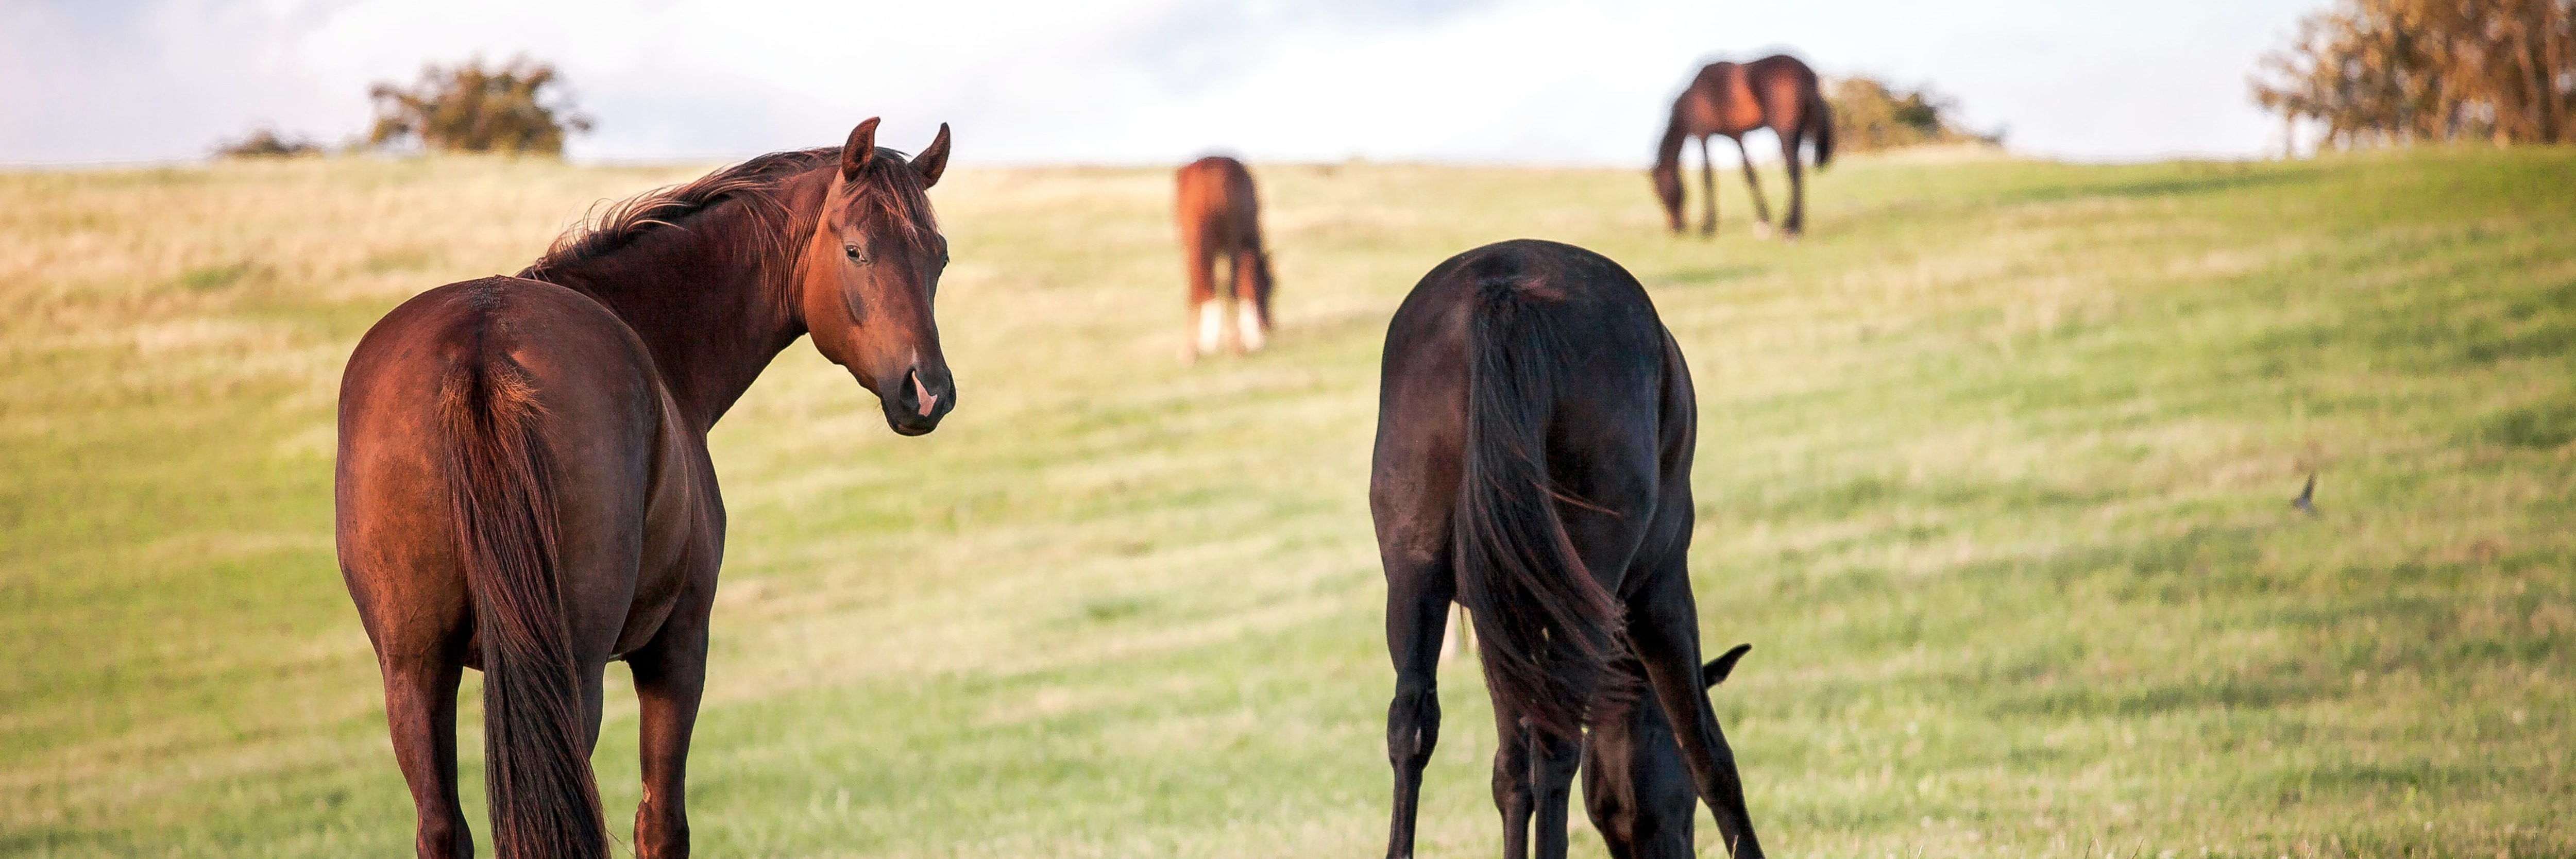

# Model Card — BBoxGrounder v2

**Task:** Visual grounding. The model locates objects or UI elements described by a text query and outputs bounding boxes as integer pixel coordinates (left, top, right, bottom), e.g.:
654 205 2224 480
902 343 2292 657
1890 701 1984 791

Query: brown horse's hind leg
382 653 472 859
628 611 709 859
1734 137 1773 235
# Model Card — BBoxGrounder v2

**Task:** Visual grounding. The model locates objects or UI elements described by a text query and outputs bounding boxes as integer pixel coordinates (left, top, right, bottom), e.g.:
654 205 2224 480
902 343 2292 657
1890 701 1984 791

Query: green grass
3 146 2571 857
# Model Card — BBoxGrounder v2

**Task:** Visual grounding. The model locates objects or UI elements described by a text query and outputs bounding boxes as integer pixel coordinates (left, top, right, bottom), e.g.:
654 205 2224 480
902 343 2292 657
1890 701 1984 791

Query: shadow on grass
1647 263 1767 289
1995 165 2323 206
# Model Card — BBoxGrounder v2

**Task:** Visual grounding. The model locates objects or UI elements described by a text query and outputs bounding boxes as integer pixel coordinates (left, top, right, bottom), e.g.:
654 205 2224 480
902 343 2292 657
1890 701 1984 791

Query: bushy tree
367 58 595 156
1826 77 2001 153
2252 0 2573 148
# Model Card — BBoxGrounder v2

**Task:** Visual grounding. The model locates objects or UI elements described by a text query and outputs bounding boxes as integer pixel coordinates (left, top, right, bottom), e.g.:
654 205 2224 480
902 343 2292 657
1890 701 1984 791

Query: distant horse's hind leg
1735 137 1773 239
381 653 472 859
629 610 710 859
1231 247 1266 352
1777 129 1806 238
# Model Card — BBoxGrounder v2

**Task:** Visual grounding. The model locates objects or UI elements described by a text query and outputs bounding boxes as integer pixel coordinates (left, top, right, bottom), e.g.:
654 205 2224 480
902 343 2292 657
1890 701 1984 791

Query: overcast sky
0 0 2325 167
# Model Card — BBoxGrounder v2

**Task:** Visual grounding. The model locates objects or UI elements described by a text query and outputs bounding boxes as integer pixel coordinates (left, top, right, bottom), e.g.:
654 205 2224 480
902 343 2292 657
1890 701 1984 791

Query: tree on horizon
367 57 595 156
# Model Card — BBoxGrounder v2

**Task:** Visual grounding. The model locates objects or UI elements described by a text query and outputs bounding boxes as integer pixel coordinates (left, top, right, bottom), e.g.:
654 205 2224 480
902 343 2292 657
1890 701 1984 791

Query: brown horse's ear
912 122 951 188
841 117 882 181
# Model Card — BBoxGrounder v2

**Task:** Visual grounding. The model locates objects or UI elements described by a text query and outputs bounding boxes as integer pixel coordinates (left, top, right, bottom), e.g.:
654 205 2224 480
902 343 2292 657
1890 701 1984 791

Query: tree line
218 57 591 159
2252 0 2574 148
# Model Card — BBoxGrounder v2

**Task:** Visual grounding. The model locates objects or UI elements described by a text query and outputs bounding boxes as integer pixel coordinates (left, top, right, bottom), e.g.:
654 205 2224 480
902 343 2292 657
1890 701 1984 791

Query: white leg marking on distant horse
1197 300 1224 354
1236 301 1266 351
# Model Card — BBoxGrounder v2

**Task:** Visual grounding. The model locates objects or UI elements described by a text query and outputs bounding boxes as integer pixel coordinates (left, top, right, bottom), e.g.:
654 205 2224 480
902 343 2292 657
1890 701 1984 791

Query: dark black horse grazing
1371 239 1763 859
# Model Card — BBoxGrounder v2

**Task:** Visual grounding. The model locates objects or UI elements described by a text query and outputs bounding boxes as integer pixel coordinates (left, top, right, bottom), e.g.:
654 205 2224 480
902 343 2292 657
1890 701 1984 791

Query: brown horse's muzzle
884 364 954 436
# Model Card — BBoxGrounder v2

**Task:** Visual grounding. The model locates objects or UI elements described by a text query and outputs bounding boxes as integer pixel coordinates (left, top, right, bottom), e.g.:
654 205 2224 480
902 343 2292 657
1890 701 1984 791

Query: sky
0 0 2327 167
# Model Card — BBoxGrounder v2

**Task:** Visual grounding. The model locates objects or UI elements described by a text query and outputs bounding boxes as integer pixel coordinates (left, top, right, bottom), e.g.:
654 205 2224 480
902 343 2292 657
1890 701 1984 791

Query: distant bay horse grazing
1652 54 1833 238
1175 155 1275 360
1371 239 1763 859
336 118 955 859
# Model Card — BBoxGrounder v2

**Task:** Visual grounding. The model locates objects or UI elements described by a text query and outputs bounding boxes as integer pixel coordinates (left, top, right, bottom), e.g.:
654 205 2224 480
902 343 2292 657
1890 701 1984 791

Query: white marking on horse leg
1236 301 1266 351
1196 300 1223 355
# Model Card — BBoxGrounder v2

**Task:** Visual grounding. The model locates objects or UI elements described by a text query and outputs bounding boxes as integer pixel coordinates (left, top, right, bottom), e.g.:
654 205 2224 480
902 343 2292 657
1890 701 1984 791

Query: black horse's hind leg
1380 544 1453 859
381 653 472 859
1697 137 1718 238
1734 137 1773 231
629 607 710 859
1489 710 1533 859
1777 130 1806 238
1527 723 1583 859
1625 560 1764 859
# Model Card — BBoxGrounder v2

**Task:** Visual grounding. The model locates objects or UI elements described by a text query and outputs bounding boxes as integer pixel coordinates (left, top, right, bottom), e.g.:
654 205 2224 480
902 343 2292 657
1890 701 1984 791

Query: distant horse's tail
1807 91 1835 170
1454 275 1623 742
439 356 609 859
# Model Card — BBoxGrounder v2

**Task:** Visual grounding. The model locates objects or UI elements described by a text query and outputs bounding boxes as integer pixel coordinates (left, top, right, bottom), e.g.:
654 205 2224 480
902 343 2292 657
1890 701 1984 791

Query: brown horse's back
1176 156 1260 255
1680 55 1820 138
338 276 704 668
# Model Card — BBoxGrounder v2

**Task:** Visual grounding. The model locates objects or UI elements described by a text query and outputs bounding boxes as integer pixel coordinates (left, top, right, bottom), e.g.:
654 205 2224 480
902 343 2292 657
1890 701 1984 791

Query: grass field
2 145 2570 858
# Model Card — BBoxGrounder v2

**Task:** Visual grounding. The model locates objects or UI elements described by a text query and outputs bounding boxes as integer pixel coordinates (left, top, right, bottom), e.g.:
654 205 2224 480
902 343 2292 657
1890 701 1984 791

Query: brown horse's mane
520 145 939 283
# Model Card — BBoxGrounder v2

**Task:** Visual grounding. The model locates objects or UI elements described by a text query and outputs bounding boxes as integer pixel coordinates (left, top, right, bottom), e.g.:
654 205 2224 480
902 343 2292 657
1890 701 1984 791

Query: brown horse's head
799 118 955 436
1648 161 1686 234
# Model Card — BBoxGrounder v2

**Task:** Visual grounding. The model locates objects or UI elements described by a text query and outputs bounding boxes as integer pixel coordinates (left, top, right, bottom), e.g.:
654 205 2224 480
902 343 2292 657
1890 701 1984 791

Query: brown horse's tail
1807 90 1835 170
438 357 609 859
1454 273 1622 742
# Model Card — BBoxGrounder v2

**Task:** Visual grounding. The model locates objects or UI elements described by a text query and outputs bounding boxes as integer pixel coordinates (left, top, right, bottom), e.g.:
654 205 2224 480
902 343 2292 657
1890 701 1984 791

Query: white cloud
0 0 2327 166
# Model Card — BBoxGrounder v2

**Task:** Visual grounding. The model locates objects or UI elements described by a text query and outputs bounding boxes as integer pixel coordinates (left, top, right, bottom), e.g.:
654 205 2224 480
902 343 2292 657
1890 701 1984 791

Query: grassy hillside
2 146 2569 858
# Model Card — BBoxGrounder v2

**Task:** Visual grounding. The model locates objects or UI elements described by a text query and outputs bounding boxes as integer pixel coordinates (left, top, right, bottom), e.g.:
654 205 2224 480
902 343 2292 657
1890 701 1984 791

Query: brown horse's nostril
910 370 938 417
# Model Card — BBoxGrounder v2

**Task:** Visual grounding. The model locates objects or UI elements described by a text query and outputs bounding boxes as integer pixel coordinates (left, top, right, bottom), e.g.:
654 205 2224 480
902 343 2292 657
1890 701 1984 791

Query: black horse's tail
439 356 609 859
1807 91 1835 170
1454 276 1623 741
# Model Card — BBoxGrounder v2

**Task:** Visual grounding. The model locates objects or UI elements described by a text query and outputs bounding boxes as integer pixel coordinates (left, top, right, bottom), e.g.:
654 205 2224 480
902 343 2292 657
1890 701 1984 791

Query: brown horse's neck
535 171 826 434
1654 111 1691 174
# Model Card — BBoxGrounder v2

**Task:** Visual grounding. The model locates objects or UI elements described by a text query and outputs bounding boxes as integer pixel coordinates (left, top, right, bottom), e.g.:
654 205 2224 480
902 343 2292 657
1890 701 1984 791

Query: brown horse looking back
336 119 952 859
1652 55 1833 238
1175 155 1274 360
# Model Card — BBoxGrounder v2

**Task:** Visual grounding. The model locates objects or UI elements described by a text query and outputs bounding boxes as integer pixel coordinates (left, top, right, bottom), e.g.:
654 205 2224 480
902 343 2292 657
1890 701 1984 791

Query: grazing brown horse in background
1372 239 1763 859
1585 645 1751 859
1652 55 1833 238
1175 155 1274 360
336 118 954 859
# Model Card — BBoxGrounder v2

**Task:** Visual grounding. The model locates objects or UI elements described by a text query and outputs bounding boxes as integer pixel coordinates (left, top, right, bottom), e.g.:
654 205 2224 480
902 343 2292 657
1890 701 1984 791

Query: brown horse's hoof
1751 222 1775 241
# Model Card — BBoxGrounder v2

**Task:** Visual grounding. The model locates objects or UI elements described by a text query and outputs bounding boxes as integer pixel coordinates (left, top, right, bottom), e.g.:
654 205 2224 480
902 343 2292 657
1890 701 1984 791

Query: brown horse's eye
844 244 868 264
